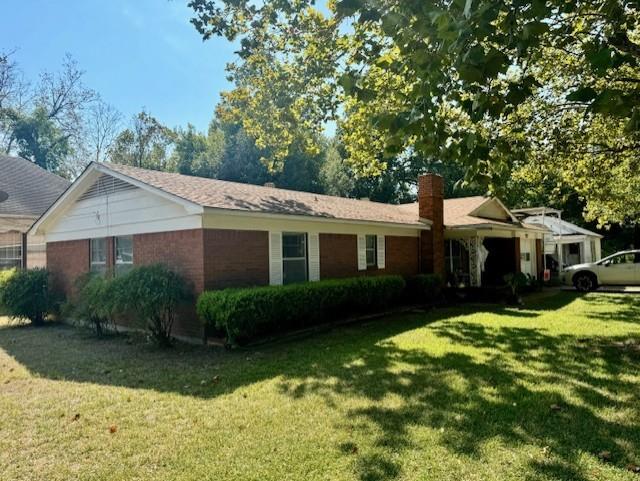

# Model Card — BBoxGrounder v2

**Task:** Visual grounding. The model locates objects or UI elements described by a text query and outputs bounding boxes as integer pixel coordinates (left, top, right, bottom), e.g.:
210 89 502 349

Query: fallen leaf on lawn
212 375 220 384
72 414 81 422
200 380 207 386
627 464 640 474
109 425 117 434
598 451 612 462
550 404 563 412
542 446 551 456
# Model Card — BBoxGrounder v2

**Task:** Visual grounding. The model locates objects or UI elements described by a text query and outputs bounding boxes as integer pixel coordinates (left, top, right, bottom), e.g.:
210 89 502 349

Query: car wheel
573 273 597 292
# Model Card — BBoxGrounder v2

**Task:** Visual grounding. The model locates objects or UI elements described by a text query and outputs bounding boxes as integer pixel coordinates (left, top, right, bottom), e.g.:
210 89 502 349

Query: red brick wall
319 233 419 279
385 236 420 277
418 174 445 277
133 229 205 339
133 229 205 293
319 233 358 278
203 229 269 290
47 239 90 296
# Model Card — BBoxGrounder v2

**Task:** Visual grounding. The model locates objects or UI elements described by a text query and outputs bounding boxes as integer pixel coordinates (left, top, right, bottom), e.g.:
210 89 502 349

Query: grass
1 291 639 481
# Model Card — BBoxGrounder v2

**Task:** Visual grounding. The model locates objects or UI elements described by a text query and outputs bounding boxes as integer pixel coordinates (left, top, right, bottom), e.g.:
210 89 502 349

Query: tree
86 100 122 163
109 111 175 171
188 0 640 225
7 106 70 172
172 122 224 178
0 51 120 178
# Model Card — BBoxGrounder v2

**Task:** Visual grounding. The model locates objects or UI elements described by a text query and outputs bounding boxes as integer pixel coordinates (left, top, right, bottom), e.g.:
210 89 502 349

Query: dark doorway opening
482 238 518 286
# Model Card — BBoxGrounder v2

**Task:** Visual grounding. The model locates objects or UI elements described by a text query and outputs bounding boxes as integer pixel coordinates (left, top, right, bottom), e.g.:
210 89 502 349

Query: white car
561 249 640 292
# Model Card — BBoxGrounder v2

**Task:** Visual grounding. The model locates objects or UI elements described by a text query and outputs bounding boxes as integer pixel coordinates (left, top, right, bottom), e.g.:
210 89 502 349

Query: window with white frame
0 240 22 270
114 236 133 276
90 238 107 274
365 235 377 267
282 232 307 284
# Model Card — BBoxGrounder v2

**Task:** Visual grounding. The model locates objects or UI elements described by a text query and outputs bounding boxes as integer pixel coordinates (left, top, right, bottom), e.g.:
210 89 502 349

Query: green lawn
1 292 639 481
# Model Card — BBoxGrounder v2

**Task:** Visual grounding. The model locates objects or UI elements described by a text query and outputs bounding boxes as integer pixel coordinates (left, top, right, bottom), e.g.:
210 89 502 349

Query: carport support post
514 236 521 274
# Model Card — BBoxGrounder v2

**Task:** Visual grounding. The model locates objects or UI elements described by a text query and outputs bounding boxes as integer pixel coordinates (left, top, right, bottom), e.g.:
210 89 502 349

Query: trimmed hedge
197 275 406 345
406 274 443 304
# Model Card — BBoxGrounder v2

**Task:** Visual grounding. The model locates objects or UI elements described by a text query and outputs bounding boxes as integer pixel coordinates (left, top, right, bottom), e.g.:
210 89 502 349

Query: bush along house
29 162 547 340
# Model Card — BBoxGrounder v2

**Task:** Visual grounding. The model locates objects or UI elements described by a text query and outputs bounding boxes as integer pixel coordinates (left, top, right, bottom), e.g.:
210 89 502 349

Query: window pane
115 263 133 277
115 236 133 264
283 259 307 284
366 249 376 266
282 233 306 259
365 235 377 266
90 238 106 263
366 235 376 249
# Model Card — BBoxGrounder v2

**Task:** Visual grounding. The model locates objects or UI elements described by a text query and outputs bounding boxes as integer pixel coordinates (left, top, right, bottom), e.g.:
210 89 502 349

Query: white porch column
583 239 592 263
465 236 482 287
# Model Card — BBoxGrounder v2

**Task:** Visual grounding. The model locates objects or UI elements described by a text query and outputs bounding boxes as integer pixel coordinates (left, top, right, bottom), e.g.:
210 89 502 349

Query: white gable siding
45 182 202 242
474 199 511 221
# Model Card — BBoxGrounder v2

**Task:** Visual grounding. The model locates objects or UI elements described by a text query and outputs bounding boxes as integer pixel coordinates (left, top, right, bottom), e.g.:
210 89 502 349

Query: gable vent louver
77 174 138 201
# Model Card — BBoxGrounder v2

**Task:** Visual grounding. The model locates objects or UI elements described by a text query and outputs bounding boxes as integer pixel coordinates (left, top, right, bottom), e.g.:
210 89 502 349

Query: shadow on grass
0 292 638 481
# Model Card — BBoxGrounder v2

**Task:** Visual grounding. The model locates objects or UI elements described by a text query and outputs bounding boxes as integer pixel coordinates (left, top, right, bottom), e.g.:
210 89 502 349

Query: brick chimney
418 174 445 277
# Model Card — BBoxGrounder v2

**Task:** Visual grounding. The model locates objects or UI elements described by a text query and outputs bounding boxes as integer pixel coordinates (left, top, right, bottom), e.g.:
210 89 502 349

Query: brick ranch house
30 162 546 340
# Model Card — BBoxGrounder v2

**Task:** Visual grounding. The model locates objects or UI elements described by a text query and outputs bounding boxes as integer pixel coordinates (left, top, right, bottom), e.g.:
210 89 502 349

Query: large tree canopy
189 0 640 225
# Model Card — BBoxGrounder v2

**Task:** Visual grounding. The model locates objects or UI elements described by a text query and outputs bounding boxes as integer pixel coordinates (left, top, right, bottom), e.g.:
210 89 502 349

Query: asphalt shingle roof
102 163 427 227
0 155 70 218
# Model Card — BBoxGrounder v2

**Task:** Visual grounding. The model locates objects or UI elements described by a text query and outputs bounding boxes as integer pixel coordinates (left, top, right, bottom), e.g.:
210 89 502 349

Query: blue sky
1 0 236 131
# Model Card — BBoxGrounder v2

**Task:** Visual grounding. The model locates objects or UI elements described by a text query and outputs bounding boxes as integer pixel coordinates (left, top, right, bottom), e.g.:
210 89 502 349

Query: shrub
115 264 191 347
70 273 118 337
197 275 406 345
504 272 528 304
0 268 17 309
405 274 443 304
0 268 51 325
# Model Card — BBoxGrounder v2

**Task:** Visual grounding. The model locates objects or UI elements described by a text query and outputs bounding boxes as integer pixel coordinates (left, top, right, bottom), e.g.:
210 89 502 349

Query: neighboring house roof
523 215 603 238
0 155 70 218
35 162 431 229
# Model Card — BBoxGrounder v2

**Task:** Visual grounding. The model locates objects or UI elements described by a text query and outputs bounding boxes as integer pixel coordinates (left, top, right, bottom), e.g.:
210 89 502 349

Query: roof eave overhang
445 223 546 233
203 206 432 230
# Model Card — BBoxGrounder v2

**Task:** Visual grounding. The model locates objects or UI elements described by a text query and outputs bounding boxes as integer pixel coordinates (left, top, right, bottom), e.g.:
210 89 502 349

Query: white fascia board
445 224 545 236
203 206 432 231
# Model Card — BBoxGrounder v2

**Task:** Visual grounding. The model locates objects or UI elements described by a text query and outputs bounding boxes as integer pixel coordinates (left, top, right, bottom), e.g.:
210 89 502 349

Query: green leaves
458 46 509 83
566 87 598 103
